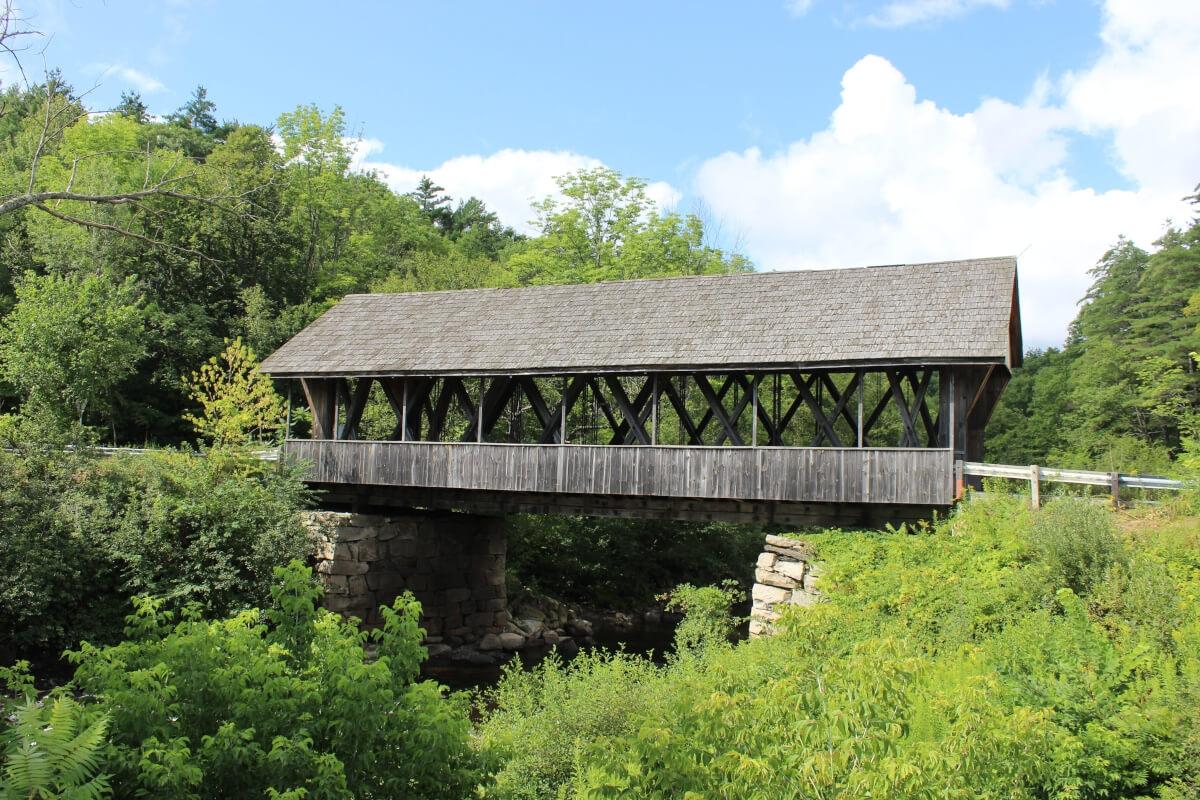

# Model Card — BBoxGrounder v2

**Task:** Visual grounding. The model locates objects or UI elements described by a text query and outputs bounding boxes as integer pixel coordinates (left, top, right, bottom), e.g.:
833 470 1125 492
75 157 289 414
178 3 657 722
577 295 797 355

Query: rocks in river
750 535 822 638
498 632 526 651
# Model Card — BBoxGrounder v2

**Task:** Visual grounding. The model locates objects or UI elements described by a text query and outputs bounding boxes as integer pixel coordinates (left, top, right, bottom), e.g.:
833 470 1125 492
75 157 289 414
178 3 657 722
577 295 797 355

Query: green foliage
508 167 750 285
480 499 1200 800
183 337 285 445
989 206 1200 471
506 514 763 608
0 445 311 657
1025 498 1125 598
1 695 110 800
476 651 660 800
661 580 744 655
62 561 482 800
0 271 146 435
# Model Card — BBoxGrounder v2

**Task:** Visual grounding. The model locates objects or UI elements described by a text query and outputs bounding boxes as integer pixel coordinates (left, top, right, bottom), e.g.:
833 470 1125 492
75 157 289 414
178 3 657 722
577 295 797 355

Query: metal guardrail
960 460 1187 508
88 446 279 461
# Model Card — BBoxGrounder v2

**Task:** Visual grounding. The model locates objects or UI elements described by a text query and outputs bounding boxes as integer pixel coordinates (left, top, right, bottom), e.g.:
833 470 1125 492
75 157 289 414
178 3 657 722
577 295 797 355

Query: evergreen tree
114 90 148 123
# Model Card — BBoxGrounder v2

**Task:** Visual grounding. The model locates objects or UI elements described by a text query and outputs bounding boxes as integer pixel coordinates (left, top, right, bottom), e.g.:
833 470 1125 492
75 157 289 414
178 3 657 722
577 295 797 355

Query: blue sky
20 0 1200 347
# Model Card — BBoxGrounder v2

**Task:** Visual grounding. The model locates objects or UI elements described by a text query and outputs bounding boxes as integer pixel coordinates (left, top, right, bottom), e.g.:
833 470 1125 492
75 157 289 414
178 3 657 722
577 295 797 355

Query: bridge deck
285 440 955 509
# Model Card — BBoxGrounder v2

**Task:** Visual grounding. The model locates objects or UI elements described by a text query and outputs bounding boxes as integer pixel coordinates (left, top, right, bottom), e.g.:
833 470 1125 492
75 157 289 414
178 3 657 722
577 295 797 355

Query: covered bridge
262 257 1022 526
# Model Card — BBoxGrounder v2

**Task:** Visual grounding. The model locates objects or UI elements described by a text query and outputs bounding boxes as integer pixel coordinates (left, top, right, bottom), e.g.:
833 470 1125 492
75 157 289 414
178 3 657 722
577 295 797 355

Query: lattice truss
295 368 951 449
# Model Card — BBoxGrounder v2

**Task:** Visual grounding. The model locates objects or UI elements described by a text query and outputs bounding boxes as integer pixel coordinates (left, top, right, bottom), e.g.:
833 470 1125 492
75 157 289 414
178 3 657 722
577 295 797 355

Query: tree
114 90 148 123
168 84 218 135
0 270 146 434
183 337 285 445
508 167 750 285
410 175 452 229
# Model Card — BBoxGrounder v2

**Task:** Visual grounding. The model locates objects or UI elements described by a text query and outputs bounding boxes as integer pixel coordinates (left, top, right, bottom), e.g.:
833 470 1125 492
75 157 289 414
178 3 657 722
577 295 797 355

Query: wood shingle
260 257 1021 377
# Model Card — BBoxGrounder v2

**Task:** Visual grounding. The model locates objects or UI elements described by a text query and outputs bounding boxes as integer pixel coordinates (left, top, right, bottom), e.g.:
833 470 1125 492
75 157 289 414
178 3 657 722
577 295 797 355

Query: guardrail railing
959 460 1187 508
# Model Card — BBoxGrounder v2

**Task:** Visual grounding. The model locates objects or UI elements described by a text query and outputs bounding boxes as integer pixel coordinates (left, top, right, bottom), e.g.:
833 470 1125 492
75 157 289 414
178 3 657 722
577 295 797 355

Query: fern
1 695 110 800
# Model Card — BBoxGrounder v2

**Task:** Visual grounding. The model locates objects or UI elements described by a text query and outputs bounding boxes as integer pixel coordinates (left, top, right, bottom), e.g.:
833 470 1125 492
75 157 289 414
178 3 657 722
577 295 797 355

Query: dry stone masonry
750 534 822 636
304 510 507 651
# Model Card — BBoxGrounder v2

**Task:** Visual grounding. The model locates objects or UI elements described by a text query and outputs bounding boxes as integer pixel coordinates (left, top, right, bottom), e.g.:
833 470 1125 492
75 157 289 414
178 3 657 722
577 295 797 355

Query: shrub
661 580 744 655
476 650 660 800
64 561 483 800
0 445 312 661
1026 497 1125 598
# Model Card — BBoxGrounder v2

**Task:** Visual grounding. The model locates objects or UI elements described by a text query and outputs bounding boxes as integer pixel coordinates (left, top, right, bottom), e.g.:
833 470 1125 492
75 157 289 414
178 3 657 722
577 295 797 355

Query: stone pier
749 534 822 637
303 510 507 647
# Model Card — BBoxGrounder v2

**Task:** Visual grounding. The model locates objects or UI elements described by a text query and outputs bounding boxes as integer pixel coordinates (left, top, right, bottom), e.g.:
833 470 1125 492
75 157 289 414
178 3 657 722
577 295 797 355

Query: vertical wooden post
1030 464 1041 509
856 369 864 447
751 376 758 448
478 377 484 443
400 379 408 442
1110 472 1121 508
651 373 658 445
285 381 292 441
947 370 957 457
560 376 568 444
955 459 965 500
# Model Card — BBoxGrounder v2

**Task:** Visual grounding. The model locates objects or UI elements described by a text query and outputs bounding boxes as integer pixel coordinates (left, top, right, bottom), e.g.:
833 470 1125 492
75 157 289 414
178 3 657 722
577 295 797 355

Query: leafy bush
476 650 660 800
0 445 312 660
63 561 483 800
1026 497 1125 598
506 514 762 608
661 580 744 655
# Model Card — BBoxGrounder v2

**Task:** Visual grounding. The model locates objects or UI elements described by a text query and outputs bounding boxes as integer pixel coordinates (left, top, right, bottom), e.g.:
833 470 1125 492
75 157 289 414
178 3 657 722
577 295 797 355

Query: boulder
499 632 525 651
478 633 502 651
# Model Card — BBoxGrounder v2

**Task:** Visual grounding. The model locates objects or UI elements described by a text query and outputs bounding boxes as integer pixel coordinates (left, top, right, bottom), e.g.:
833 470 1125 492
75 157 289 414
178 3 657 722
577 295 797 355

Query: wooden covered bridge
261 257 1022 527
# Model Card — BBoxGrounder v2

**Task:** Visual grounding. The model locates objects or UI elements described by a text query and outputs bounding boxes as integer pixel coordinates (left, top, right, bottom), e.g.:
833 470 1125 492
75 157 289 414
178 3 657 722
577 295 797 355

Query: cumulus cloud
786 0 817 16
352 143 681 234
86 63 166 93
693 0 1199 348
862 0 1009 28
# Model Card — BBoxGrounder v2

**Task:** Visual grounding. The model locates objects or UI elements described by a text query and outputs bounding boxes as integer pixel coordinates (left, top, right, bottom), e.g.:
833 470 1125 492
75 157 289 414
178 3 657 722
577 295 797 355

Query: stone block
445 626 471 639
317 560 368 576
478 633 502 651
752 583 790 605
756 552 778 569
328 542 356 561
764 535 814 559
493 610 510 626
776 560 806 582
484 598 506 611
347 575 369 596
465 611 495 628
487 534 506 555
754 568 797 589
354 539 380 562
790 589 819 607
324 595 370 614
499 632 525 651
388 539 417 559
748 619 768 637
442 587 472 605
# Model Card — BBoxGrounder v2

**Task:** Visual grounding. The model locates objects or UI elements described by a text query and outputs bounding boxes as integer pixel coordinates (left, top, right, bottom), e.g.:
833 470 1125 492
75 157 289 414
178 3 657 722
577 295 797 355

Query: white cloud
85 63 167 94
786 0 816 16
351 143 681 234
693 50 1191 348
1061 0 1200 191
863 0 1009 28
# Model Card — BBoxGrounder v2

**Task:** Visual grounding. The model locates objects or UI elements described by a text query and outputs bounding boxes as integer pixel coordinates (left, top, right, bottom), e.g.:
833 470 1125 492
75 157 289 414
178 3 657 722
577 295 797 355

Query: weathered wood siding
284 441 954 506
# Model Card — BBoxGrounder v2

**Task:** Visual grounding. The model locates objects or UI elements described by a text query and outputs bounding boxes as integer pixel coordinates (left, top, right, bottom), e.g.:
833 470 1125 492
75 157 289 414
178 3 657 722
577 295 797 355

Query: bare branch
33 201 217 264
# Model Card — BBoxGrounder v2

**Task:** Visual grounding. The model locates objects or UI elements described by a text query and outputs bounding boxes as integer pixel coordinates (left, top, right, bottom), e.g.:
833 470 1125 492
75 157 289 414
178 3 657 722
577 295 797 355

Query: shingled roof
260 257 1022 377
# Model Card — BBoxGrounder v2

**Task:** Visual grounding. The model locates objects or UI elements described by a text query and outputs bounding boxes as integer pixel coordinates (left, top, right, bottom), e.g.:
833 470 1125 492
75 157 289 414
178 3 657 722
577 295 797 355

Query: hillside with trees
1 12 1199 799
